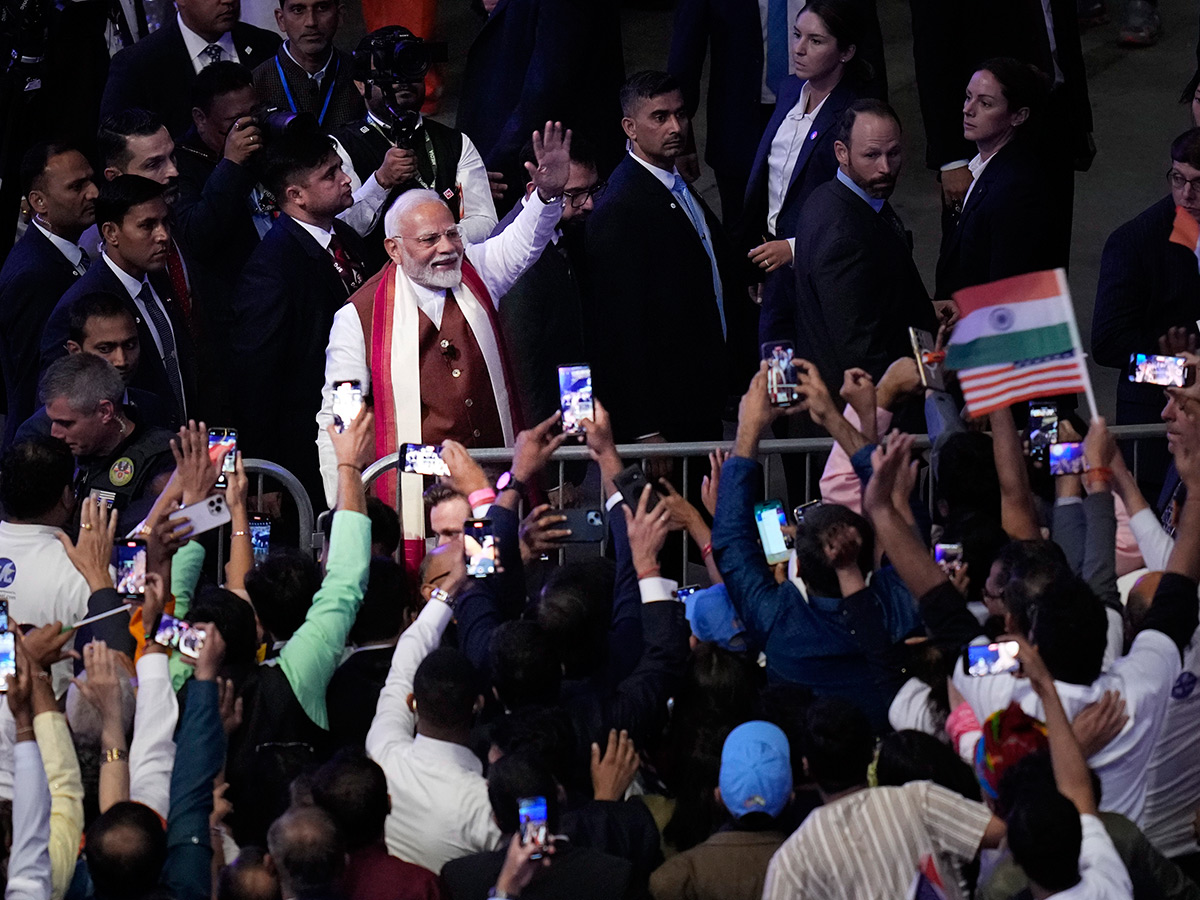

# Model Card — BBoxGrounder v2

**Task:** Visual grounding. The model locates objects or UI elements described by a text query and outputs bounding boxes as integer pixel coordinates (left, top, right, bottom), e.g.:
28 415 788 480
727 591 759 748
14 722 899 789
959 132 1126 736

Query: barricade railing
213 458 317 574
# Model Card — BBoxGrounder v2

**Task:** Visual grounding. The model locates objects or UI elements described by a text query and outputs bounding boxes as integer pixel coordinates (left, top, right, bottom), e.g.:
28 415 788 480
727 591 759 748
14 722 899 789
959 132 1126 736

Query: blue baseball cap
683 584 747 651
719 721 792 819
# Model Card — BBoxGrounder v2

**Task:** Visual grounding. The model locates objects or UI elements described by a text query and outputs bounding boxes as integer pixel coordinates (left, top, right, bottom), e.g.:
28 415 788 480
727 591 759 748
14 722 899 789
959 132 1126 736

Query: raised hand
511 410 568 483
171 420 223 507
19 621 78 671
656 479 703 535
840 368 877 441
440 439 490 497
700 448 726 518
1160 326 1199 357
622 484 672 574
73 641 125 726
58 497 117 592
590 729 639 801
862 431 915 515
527 121 572 201
519 504 571 558
581 398 616 463
328 408 375 471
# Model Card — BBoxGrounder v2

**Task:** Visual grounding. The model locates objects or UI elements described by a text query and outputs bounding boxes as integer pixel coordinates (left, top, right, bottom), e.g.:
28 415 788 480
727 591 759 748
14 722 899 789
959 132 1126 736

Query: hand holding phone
964 641 1020 677
207 428 237 489
761 341 798 408
934 543 964 575
754 501 792 565
115 539 148 601
332 380 365 433
402 443 451 477
558 364 594 436
1129 353 1195 387
152 612 207 659
518 796 549 860
465 519 498 578
1049 442 1085 476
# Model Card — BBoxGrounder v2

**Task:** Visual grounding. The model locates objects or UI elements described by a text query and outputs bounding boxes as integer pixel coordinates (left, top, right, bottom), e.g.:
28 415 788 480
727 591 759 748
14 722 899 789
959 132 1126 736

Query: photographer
334 26 497 270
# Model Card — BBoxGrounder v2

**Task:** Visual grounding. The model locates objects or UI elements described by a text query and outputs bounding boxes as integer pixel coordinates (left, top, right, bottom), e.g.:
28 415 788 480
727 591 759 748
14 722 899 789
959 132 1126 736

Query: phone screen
1049 442 1085 475
153 613 207 659
558 364 593 435
207 428 237 487
249 516 271 564
0 632 14 691
934 543 963 574
964 641 1020 677
116 539 148 600
332 380 364 433
1028 404 1058 463
465 519 497 578
754 501 791 566
762 341 798 407
518 796 549 859
0 599 9 634
402 443 451 477
1129 353 1191 387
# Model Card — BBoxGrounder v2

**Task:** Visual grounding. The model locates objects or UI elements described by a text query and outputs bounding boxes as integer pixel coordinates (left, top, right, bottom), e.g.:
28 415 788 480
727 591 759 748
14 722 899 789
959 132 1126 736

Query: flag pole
1056 268 1100 422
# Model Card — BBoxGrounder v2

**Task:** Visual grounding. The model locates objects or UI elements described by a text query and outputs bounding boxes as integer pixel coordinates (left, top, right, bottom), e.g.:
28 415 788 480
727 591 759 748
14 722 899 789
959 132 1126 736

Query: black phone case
555 508 606 543
612 465 660 512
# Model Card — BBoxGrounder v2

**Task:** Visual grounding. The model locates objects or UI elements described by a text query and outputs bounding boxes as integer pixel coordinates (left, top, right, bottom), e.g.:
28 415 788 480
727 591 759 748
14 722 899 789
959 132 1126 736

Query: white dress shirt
960 151 995 211
128 652 178 820
102 254 181 360
365 598 501 870
177 13 240 73
292 217 334 251
32 222 88 275
766 81 828 238
5 741 51 900
758 0 807 103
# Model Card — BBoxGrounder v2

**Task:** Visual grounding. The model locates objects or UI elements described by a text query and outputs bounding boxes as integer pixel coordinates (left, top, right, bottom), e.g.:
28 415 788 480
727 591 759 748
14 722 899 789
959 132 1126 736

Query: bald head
266 806 344 898
419 540 464 602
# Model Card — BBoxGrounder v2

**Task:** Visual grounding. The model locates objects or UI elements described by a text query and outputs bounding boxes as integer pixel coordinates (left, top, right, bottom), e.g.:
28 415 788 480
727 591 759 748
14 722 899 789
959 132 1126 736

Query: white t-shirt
953 630 1181 825
1051 814 1133 900
0 521 90 630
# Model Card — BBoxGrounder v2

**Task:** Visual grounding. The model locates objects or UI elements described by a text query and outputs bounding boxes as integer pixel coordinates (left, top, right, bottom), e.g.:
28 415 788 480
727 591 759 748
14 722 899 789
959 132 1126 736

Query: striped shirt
763 781 994 900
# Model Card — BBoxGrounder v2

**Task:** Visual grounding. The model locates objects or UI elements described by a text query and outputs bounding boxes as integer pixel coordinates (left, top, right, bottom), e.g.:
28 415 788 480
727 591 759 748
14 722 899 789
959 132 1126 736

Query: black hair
875 730 981 800
366 496 401 556
94 174 167 227
20 140 76 200
266 806 345 896
949 513 1011 609
1180 70 1200 106
348 557 409 645
245 548 322 642
794 503 874 597
488 621 562 710
991 540 1068 629
935 431 1001 520
834 98 901 146
259 125 336 200
536 558 615 679
1006 789 1082 892
487 751 561 834
489 706 577 790
67 291 135 346
976 57 1051 120
192 60 255 114
186 587 260 670
84 801 168 900
801 0 873 87
98 109 165 170
309 747 390 851
802 696 873 794
216 845 279 900
619 70 682 118
0 436 75 521
1171 127 1200 169
413 646 481 732
1017 569 1107 685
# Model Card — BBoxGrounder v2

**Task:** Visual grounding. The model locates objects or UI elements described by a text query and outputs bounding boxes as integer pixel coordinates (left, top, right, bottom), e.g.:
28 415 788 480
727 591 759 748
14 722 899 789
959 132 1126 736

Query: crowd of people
0 0 1199 897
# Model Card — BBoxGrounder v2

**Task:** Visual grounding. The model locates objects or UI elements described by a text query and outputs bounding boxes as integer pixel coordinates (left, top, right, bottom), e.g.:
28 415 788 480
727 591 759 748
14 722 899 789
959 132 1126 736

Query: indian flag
945 269 1089 418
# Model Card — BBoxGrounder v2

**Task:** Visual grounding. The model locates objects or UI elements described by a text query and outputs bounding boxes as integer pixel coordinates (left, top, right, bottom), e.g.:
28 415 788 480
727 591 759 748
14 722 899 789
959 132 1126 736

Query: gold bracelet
103 747 129 764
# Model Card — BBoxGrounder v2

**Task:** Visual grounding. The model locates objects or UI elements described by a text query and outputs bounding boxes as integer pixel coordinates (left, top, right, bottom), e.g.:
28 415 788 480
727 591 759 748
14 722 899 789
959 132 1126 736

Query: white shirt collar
787 81 830 122
968 152 990 180
292 216 334 250
177 12 237 67
367 110 425 134
283 41 333 83
102 251 148 300
629 150 681 193
32 221 85 269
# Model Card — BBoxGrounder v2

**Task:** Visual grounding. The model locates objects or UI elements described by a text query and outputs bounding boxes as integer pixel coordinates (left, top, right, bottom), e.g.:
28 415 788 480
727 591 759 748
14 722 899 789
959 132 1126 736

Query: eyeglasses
398 225 464 247
1167 170 1200 192
563 181 607 209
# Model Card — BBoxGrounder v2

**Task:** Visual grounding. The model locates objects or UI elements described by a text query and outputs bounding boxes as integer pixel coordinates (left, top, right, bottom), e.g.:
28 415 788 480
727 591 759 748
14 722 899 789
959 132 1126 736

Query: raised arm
129 575 177 819
72 641 130 813
6 640 51 900
989 406 1041 540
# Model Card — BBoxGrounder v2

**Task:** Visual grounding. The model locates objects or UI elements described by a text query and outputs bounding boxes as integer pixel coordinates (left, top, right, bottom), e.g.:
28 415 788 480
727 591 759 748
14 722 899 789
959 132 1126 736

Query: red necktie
329 232 364 294
165 242 194 334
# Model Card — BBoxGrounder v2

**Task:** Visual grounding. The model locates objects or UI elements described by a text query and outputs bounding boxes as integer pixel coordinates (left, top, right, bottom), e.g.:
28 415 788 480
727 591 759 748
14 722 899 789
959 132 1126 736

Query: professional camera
253 106 321 143
351 26 446 147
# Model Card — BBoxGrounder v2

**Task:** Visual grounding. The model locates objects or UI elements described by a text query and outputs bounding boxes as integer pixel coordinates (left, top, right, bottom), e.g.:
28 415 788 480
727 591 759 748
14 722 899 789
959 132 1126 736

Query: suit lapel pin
809 130 818 140
244 46 252 56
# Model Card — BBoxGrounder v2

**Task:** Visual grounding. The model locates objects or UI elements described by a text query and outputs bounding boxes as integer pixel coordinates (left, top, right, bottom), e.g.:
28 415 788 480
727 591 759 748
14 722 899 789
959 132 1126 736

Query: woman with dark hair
935 57 1059 303
742 0 872 345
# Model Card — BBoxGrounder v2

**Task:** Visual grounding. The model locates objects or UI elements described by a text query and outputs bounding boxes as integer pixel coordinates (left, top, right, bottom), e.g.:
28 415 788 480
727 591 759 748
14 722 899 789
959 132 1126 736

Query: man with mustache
791 99 938 396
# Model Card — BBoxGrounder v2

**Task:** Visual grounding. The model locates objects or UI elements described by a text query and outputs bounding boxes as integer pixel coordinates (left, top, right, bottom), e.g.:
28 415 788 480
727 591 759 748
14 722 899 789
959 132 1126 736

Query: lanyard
276 52 339 126
366 117 438 190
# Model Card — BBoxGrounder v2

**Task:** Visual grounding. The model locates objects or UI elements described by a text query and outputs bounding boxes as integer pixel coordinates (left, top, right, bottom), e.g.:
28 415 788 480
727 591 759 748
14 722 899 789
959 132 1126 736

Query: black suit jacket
456 0 625 199
441 843 638 900
229 214 366 503
0 227 84 448
40 259 196 430
100 18 281 137
582 155 756 442
934 139 1060 300
1093 196 1200 424
792 178 938 389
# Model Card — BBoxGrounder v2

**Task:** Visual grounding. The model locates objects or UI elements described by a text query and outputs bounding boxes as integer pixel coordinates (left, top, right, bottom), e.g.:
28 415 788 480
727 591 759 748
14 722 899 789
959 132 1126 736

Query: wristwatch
486 889 513 899
429 587 455 610
495 470 527 497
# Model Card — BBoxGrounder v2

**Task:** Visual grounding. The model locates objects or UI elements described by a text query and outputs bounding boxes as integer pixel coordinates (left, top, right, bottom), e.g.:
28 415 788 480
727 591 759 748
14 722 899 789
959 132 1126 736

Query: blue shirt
836 167 886 212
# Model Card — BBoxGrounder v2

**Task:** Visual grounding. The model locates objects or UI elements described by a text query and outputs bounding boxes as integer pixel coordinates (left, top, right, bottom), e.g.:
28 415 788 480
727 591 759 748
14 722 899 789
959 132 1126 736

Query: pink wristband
468 488 497 508
945 700 982 746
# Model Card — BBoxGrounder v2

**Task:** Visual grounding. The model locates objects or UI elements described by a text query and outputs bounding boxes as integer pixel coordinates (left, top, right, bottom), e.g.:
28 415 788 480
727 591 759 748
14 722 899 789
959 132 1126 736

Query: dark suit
582 155 756 442
1093 196 1200 425
100 18 281 137
40 259 196 430
743 77 859 344
0 227 84 448
792 177 937 391
441 843 637 900
934 139 1059 300
229 214 366 503
456 0 625 210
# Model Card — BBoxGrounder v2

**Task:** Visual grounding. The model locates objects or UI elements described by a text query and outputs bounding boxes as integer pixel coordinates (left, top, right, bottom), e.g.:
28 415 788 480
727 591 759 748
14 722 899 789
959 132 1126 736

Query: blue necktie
766 0 789 96
138 282 186 417
672 174 726 339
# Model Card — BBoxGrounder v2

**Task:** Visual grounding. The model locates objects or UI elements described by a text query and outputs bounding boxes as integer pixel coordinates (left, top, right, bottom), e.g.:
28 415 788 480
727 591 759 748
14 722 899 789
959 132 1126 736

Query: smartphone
207 428 237 489
555 508 605 543
674 584 701 600
934 542 964 575
402 442 450 477
249 514 271 564
1049 441 1085 476
517 796 549 860
152 613 207 660
0 632 14 692
168 493 232 537
0 598 9 634
332 379 365 433
909 327 947 391
612 464 660 513
1028 403 1058 465
557 363 594 436
115 538 148 601
1129 353 1195 387
464 518 497 578
964 641 1021 677
794 499 822 526
754 501 792 566
762 340 798 408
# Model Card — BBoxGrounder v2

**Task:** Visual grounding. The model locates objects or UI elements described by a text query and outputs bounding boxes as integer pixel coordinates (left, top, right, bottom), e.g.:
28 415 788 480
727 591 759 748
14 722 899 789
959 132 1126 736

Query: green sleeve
279 510 371 728
168 541 206 692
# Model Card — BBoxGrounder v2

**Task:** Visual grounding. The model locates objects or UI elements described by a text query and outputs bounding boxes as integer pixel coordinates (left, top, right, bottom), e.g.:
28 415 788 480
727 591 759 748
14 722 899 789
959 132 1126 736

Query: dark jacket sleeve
604 498 643 685
666 0 710 119
1091 222 1160 370
163 679 223 900
455 505 523 670
1143 572 1200 654
74 588 136 667
918 581 985 654
172 159 259 263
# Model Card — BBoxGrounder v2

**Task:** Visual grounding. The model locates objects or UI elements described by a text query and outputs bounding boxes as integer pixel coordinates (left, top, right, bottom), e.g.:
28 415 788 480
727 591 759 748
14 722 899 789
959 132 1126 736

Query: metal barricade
213 458 317 573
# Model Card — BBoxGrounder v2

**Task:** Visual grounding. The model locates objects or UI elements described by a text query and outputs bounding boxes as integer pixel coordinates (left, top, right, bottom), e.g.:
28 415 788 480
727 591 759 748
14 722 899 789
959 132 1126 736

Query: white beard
404 252 463 290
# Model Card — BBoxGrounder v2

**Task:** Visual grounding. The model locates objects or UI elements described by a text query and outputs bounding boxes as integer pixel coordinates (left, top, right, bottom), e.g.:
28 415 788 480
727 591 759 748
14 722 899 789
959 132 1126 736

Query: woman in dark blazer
934 58 1059 302
743 0 871 345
